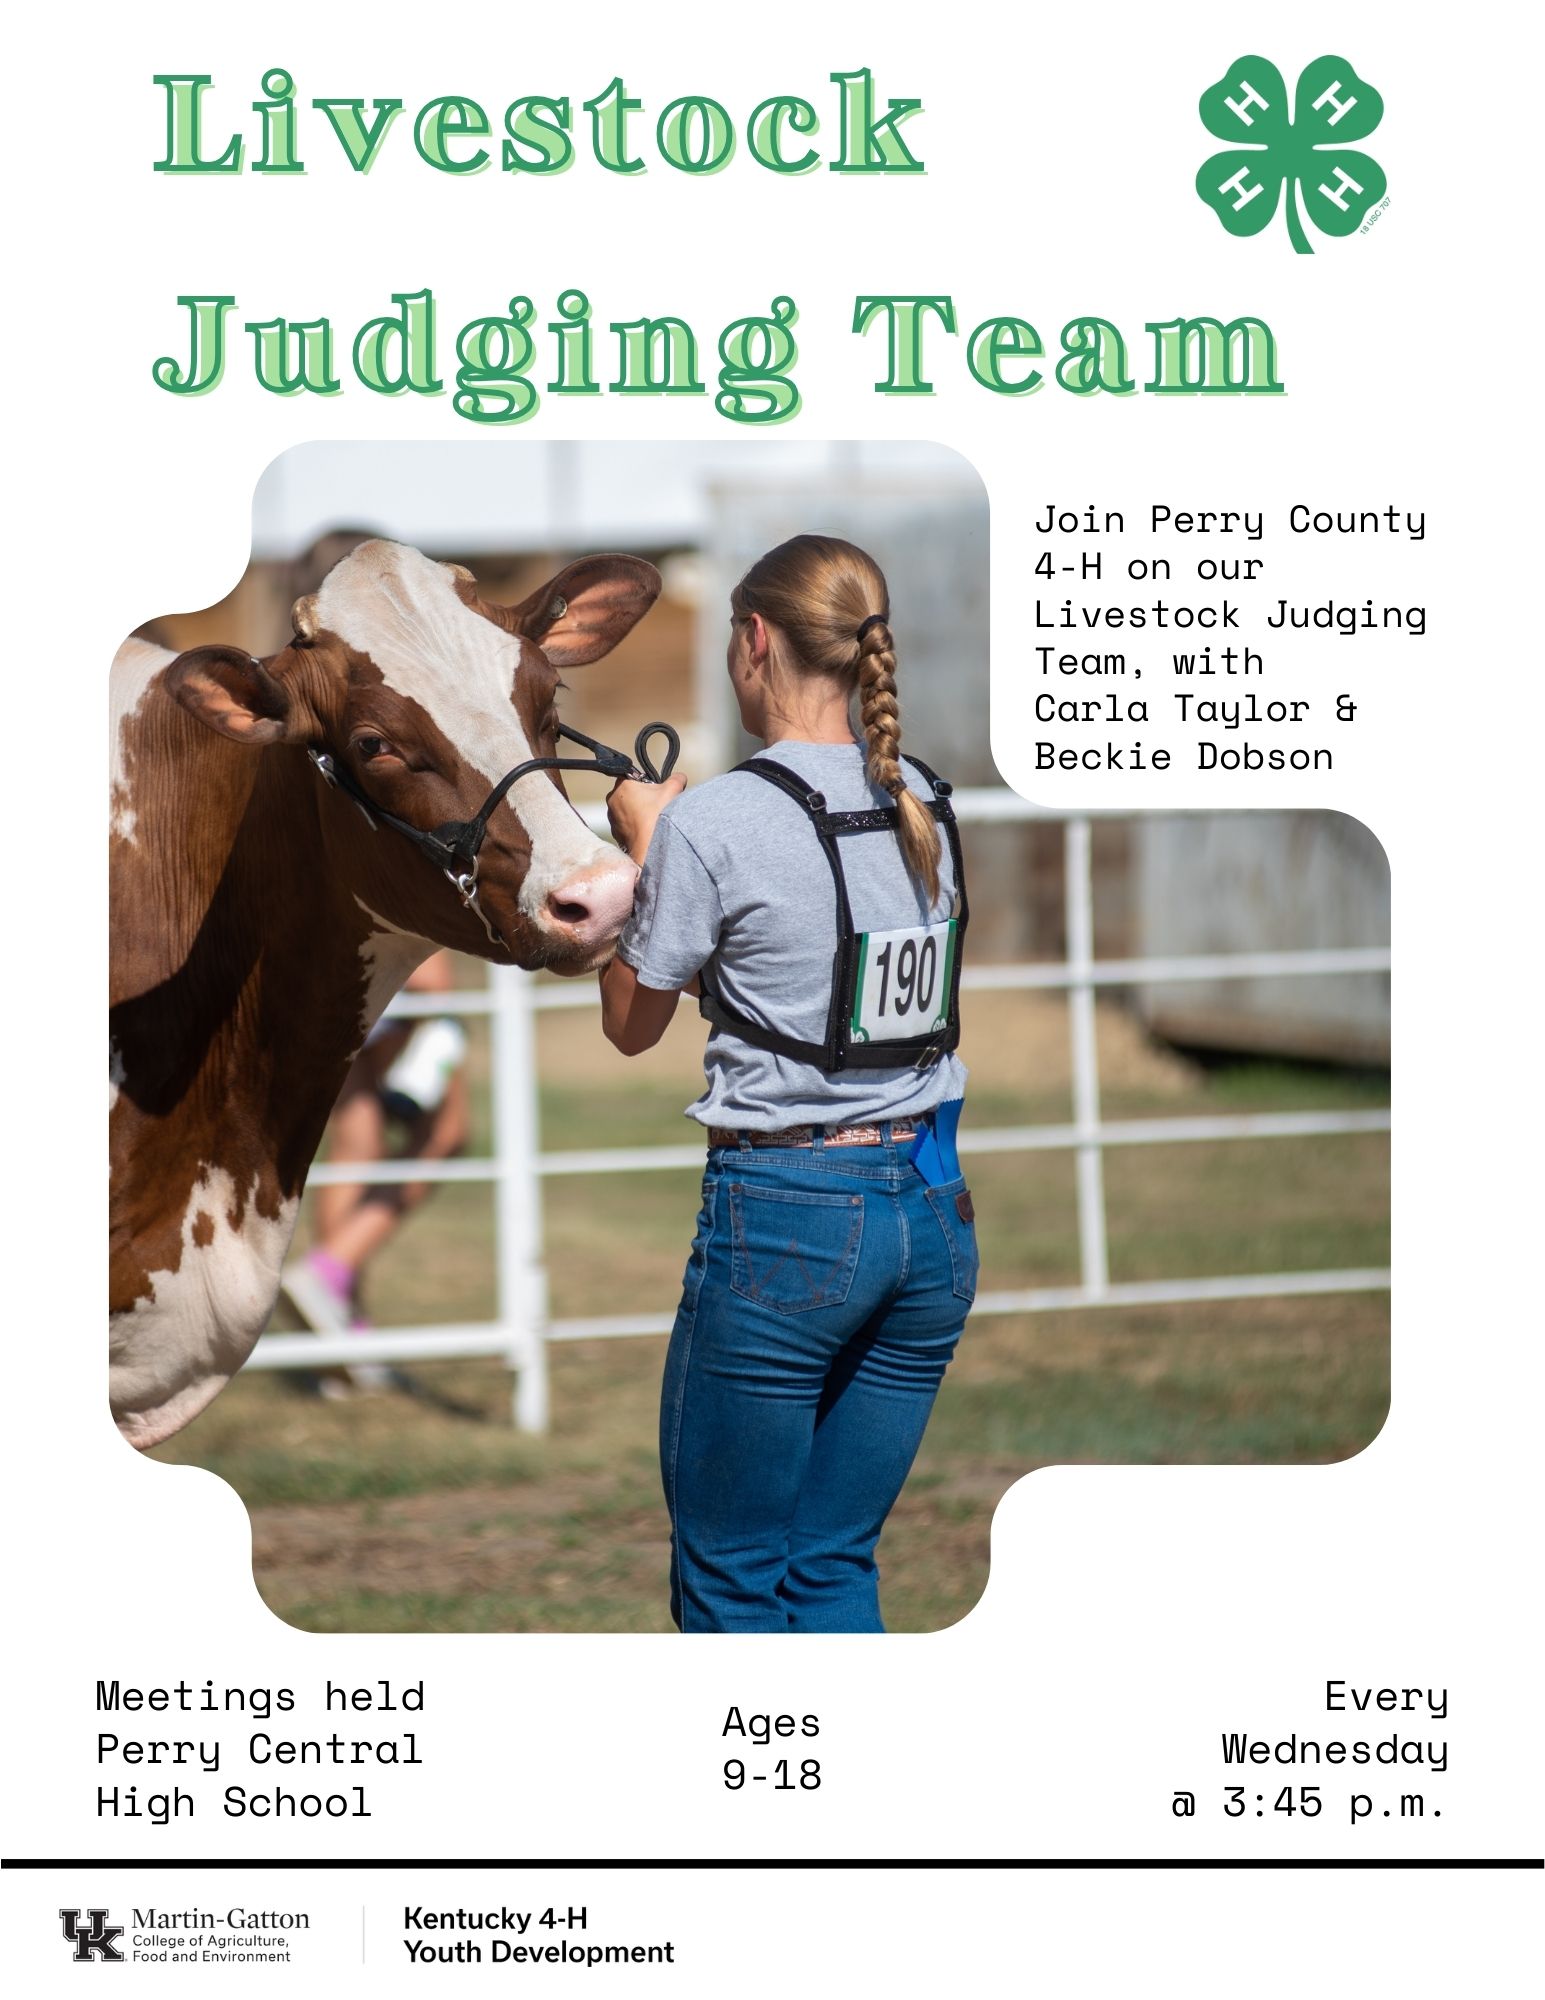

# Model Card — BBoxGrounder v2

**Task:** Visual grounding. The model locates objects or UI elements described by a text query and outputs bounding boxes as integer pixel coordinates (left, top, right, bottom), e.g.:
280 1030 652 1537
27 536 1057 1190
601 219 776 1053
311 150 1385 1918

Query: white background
5 0 1539 1988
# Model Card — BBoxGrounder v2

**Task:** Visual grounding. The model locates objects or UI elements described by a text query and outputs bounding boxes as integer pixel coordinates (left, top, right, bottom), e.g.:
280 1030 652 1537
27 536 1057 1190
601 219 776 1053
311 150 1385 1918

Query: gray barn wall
1133 813 1390 1064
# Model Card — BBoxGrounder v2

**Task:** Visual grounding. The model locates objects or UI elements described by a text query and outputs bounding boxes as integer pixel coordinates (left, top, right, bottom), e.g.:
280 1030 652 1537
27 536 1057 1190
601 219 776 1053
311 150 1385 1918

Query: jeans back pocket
728 1181 865 1315
925 1180 980 1302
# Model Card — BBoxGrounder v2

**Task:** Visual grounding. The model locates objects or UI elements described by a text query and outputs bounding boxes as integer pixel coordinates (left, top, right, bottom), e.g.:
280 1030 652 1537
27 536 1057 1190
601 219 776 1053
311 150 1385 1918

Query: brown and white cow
110 539 659 1448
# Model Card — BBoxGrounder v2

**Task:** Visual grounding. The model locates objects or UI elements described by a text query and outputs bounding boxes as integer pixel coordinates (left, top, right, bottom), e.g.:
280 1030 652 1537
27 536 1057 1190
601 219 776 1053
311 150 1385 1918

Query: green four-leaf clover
1197 54 1387 253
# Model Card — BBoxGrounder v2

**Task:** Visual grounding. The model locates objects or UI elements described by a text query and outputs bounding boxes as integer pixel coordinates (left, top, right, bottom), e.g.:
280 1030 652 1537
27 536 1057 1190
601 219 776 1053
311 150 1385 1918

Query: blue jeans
660 1130 978 1633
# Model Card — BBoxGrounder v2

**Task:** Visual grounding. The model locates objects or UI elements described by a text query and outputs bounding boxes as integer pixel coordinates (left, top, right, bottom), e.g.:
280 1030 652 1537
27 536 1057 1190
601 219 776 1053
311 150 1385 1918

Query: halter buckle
309 749 378 828
446 856 481 909
444 858 505 949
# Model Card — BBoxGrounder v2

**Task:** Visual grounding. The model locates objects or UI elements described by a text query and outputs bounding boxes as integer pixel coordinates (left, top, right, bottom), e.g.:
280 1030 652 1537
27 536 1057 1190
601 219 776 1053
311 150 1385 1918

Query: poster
5 2 1539 1988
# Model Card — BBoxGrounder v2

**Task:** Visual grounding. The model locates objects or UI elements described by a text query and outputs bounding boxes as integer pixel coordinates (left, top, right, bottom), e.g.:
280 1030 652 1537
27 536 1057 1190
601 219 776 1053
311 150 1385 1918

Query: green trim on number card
849 929 872 1043
933 918 959 1033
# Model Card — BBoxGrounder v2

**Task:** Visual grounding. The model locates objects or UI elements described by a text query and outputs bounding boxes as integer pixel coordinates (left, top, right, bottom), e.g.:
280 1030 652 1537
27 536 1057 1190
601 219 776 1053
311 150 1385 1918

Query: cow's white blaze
315 542 616 921
110 637 175 843
109 1168 299 1450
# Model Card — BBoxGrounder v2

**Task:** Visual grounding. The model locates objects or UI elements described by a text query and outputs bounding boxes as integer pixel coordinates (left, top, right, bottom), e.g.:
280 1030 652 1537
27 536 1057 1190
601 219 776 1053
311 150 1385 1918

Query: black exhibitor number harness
697 754 968 1072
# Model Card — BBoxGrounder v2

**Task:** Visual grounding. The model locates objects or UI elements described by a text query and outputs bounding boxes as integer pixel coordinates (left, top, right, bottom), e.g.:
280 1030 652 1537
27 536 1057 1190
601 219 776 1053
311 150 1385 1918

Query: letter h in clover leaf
1197 55 1386 252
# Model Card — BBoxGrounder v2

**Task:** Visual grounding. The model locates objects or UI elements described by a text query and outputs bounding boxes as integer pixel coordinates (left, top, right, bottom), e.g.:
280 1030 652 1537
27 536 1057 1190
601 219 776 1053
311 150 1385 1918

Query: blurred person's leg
314 1067 470 1322
313 1038 400 1245
294 954 464 1296
285 1028 401 1339
283 951 466 1376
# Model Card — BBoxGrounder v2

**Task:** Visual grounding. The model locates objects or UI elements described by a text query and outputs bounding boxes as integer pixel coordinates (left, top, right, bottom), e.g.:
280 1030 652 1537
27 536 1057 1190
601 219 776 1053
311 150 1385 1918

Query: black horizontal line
4 1858 1540 1872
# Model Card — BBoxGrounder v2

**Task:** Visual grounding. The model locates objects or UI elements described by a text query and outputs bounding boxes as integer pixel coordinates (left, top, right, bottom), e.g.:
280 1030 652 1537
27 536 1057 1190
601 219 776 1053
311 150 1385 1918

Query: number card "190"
849 920 958 1044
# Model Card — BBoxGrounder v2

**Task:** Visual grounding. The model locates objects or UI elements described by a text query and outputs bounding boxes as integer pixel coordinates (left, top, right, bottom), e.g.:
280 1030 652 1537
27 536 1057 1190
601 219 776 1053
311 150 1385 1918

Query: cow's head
165 541 660 972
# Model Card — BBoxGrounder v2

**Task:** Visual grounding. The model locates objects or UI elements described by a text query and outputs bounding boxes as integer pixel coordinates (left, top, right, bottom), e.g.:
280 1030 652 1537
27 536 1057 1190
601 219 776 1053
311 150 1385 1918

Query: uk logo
59 1908 125 1962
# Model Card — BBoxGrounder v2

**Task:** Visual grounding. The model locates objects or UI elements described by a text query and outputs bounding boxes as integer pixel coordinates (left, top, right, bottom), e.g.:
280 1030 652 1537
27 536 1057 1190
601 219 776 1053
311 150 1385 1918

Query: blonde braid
857 619 941 906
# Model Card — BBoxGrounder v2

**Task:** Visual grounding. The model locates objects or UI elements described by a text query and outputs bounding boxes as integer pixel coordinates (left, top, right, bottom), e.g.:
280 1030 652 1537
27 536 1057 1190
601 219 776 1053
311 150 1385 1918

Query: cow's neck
111 703 434 1208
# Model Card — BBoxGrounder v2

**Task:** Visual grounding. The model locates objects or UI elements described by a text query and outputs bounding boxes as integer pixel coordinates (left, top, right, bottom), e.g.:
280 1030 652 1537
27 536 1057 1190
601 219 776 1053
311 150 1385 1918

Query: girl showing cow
600 535 976 1634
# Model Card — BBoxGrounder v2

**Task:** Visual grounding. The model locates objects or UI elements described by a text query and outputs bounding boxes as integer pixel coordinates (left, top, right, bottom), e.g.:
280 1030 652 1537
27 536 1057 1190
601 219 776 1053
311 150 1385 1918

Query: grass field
149 987 1390 1634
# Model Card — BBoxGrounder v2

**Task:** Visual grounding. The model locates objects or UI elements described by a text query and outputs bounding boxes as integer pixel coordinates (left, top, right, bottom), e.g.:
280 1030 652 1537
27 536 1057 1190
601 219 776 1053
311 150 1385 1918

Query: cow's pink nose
544 857 640 947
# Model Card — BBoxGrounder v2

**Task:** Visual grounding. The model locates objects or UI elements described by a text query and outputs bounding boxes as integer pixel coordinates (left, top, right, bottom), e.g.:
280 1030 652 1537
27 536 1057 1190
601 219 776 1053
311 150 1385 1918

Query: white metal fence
246 795 1392 1428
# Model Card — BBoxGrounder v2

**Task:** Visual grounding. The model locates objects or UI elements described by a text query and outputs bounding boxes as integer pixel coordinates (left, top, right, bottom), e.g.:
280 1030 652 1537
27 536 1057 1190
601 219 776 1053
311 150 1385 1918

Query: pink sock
305 1249 355 1304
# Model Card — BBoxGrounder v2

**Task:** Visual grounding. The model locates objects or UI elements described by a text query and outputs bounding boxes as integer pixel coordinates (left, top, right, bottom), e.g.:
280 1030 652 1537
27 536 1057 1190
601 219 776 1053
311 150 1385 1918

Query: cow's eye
353 734 396 763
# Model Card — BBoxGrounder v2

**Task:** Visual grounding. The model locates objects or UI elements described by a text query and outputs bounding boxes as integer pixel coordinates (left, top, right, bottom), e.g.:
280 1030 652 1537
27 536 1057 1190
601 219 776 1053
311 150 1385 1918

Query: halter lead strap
308 720 680 940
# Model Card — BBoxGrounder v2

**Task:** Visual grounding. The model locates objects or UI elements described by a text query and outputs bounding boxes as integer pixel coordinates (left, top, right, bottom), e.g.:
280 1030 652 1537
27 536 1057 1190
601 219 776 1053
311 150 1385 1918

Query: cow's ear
507 555 662 666
167 646 293 746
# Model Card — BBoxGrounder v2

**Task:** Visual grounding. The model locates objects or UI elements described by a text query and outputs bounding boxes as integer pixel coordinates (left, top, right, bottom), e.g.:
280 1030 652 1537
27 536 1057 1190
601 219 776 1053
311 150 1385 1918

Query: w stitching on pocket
728 1182 864 1314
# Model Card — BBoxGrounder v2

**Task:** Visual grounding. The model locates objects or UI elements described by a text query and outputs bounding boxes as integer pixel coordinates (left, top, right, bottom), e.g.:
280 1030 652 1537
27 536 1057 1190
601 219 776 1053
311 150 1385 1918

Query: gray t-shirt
618 739 968 1130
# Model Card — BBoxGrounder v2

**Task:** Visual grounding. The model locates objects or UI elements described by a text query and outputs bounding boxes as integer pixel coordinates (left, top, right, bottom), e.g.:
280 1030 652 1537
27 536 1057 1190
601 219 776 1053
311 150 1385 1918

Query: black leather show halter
307 720 680 941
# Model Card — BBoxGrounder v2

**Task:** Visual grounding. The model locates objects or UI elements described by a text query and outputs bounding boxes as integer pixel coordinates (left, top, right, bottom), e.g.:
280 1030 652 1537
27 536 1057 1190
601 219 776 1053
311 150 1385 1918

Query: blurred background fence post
493 965 550 1433
1066 816 1111 1301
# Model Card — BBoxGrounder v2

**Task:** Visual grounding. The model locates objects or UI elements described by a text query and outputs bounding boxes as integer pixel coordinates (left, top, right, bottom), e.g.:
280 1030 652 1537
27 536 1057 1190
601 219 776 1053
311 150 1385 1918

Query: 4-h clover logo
1197 55 1386 253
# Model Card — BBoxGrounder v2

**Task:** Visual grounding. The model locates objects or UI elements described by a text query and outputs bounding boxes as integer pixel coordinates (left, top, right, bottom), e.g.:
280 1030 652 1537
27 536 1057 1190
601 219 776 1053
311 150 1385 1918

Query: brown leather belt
708 1121 918 1150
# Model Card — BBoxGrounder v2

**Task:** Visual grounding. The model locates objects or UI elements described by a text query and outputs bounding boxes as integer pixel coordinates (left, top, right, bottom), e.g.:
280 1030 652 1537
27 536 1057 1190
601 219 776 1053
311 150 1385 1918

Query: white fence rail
246 793 1392 1427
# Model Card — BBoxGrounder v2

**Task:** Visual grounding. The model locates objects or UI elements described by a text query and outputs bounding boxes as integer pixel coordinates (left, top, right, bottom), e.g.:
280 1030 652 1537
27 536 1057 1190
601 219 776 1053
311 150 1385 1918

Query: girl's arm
599 956 688 1055
599 773 696 1056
